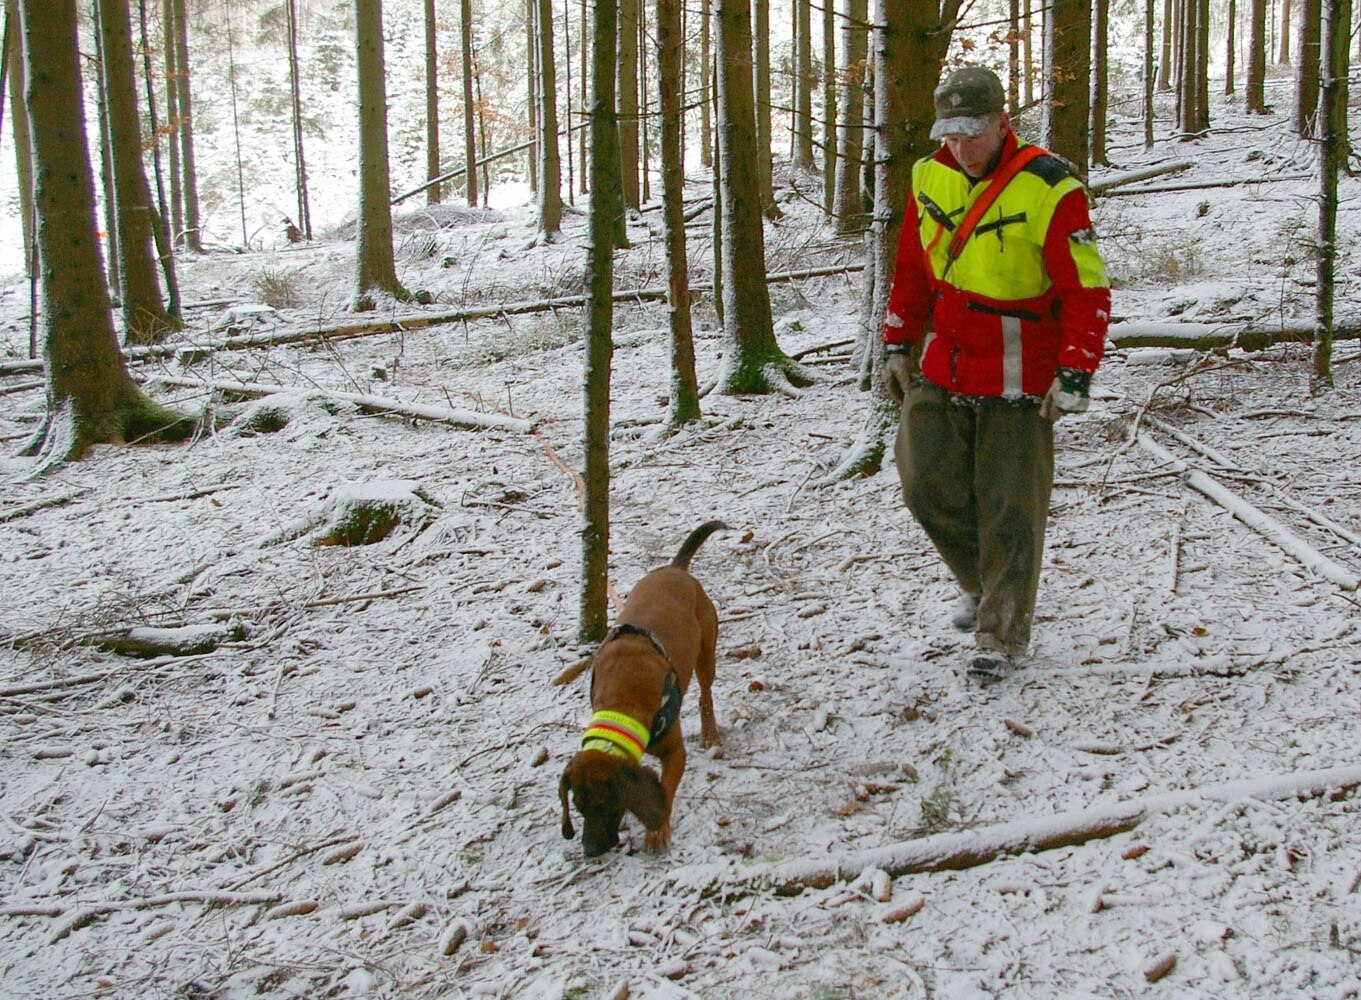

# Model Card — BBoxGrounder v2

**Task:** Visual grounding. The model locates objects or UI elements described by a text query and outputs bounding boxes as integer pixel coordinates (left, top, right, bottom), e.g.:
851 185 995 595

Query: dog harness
581 624 684 763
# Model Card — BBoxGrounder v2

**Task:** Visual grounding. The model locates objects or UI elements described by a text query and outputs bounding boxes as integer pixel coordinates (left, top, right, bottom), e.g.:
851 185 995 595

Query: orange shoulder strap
945 144 1047 265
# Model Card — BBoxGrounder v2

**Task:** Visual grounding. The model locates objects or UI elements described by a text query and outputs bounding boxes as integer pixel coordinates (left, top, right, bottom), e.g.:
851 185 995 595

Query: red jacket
883 133 1110 399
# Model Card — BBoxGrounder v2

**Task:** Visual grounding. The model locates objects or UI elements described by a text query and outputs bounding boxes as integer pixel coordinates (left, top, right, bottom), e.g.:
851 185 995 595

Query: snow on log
1109 318 1361 352
90 622 246 658
667 765 1361 898
1087 160 1191 195
1136 434 1360 590
152 376 534 433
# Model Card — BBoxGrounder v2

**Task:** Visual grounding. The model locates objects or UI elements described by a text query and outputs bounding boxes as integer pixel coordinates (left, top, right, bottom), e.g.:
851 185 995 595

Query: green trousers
894 380 1055 656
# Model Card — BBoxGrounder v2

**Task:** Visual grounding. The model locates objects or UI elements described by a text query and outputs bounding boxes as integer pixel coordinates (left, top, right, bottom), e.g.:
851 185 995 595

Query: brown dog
559 520 727 857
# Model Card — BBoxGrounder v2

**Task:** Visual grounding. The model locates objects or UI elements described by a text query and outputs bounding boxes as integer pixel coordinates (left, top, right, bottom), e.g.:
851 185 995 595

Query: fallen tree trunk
1088 160 1191 195
1109 318 1361 352
152 375 535 433
171 262 864 362
1101 173 1311 197
1135 432 1359 590
669 765 1361 898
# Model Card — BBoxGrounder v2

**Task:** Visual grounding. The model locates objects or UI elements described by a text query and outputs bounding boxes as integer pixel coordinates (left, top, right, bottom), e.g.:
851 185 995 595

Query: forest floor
2 99 1360 999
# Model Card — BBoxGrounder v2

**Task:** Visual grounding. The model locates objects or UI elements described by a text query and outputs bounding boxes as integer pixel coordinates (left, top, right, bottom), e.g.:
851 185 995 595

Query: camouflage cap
930 66 1006 140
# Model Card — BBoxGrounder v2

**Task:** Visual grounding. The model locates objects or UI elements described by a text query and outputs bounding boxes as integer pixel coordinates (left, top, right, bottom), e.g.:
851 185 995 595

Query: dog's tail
670 520 730 570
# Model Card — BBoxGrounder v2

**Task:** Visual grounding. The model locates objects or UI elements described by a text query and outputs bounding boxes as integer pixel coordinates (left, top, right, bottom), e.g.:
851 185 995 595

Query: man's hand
1039 367 1092 422
884 351 912 404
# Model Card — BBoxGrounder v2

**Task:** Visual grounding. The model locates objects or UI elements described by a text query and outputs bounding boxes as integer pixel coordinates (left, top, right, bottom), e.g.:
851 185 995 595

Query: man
882 65 1110 683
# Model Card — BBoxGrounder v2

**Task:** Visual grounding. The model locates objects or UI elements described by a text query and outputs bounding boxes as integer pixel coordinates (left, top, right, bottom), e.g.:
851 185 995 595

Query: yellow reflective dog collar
581 710 649 764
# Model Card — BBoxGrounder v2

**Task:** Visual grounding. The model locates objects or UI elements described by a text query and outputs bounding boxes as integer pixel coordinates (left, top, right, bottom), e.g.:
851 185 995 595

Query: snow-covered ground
2 97 1359 999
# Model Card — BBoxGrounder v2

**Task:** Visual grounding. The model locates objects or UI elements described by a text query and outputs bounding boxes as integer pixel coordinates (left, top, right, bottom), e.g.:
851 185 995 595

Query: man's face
942 114 1009 179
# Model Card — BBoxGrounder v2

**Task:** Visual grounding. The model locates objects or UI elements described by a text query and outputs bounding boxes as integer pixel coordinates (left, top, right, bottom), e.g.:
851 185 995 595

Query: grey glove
884 351 912 404
1038 367 1092 422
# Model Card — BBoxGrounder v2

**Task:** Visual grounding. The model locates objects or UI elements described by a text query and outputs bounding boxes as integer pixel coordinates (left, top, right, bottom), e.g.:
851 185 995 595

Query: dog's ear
559 767 576 840
621 764 668 831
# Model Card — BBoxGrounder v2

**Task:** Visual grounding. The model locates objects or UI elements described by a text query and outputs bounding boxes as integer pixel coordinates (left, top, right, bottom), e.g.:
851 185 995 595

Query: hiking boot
967 650 1018 685
949 591 981 632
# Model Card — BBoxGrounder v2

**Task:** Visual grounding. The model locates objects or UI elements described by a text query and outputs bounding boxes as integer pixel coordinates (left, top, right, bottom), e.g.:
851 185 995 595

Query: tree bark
1225 0 1236 94
18 0 188 468
794 0 814 167
1278 0 1293 64
580 0 620 642
353 0 409 309
161 0 183 244
821 0 836 212
1143 0 1155 147
1294 0 1323 135
286 0 311 238
170 0 200 251
713 0 809 394
535 0 563 236
95 0 178 343
753 0 777 215
5 0 34 276
460 0 478 206
657 0 700 429
700 0 712 169
1043 0 1091 170
1246 0 1269 111
1313 0 1344 393
424 0 441 205
1157 0 1173 90
826 0 958 482
1092 0 1110 166
833 0 868 233
618 0 640 211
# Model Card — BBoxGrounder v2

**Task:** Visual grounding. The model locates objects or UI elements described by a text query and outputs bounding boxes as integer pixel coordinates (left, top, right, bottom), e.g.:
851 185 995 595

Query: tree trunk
135 0 181 324
618 0 640 211
161 0 182 245
821 0 836 212
1092 0 1109 166
657 0 701 429
1294 0 1323 135
526 0 538 192
827 0 959 482
700 0 712 168
1314 0 1344 393
286 0 311 238
1008 0 1020 111
17 0 188 468
1246 0 1268 111
424 0 441 205
1158 0 1173 89
170 0 199 251
833 0 868 233
536 0 563 236
1043 0 1091 171
1225 0 1237 94
1144 0 1155 147
353 0 409 309
95 0 178 344
5 0 34 276
794 0 813 167
1196 0 1210 128
578 0 588 191
579 0 620 643
460 0 479 206
713 0 808 395
638 2 650 204
753 0 777 215
1022 0 1033 104
1278 0 1293 64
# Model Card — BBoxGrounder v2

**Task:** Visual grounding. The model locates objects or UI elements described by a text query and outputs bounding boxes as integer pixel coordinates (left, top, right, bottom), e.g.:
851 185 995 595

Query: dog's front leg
643 732 686 853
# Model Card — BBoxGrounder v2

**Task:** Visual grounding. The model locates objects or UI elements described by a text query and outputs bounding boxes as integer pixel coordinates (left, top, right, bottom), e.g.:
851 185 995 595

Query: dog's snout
582 831 619 857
